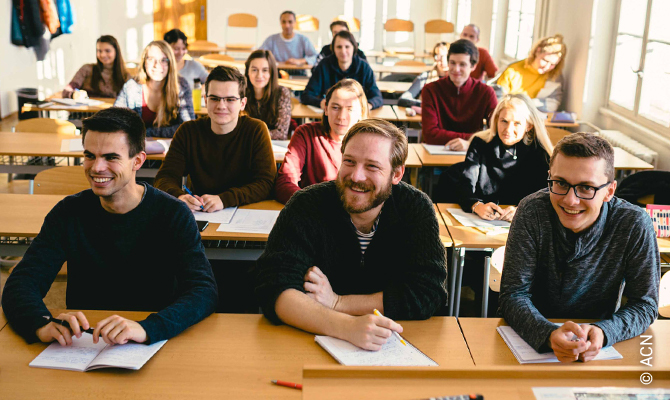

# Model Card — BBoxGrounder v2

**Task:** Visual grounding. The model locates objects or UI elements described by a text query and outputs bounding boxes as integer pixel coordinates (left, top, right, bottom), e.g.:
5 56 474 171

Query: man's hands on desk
37 311 147 346
549 321 604 362
179 193 224 212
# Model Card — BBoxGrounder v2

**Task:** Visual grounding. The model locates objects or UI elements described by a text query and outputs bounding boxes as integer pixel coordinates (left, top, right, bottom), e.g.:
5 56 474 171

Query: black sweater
446 135 550 210
2 184 218 344
301 54 383 109
255 181 448 324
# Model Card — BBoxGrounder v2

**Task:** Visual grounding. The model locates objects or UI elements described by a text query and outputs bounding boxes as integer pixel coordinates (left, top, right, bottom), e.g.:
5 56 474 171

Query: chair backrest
225 13 258 54
659 271 670 318
296 14 319 32
332 15 360 32
395 60 426 67
228 13 257 28
15 118 76 134
200 54 235 69
383 19 415 55
424 19 454 34
546 126 570 145
34 166 89 195
384 19 414 32
489 246 506 293
189 40 220 50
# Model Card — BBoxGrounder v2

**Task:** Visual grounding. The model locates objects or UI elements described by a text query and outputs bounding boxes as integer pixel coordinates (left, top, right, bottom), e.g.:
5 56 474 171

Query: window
456 0 472 34
359 0 376 51
503 0 535 59
608 0 670 132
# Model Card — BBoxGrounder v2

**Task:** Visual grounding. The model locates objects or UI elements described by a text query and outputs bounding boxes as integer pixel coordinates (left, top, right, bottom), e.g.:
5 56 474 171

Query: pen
44 316 94 334
182 185 204 210
373 309 406 346
271 380 302 390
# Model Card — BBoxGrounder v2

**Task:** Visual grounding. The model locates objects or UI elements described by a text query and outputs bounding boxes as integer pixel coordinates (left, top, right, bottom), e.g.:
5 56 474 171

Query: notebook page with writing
315 334 438 366
193 207 238 224
29 335 107 371
87 340 167 370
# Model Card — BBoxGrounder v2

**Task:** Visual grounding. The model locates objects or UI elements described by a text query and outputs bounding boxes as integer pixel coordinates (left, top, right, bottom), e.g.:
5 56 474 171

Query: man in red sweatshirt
421 39 498 149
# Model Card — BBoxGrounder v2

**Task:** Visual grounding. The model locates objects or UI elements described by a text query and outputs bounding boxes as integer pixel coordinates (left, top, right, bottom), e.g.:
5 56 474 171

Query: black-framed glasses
547 179 611 200
207 96 241 104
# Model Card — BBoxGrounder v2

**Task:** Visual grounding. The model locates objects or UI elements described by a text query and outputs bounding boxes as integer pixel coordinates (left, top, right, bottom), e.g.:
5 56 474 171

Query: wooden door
153 0 207 42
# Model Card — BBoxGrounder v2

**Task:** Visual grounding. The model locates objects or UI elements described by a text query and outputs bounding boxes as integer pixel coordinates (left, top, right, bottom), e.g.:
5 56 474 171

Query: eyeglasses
434 55 447 62
146 57 169 66
207 96 241 104
547 179 611 200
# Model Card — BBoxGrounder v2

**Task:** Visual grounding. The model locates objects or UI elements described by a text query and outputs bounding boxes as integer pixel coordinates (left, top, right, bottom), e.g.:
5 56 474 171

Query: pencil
373 309 407 346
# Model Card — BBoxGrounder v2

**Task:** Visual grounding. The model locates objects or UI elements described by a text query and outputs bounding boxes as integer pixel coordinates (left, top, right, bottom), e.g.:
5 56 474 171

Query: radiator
597 130 658 167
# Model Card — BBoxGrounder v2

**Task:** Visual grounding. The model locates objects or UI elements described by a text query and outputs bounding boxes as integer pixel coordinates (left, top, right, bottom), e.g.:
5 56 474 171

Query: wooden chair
225 13 258 55
34 166 89 195
332 15 360 32
296 14 319 32
395 60 427 67
383 19 415 55
488 246 506 293
200 54 235 69
660 270 670 318
15 118 76 135
546 126 570 145
424 19 454 53
188 40 224 58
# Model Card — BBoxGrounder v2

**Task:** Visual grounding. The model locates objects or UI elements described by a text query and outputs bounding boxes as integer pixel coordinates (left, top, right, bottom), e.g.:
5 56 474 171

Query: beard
336 175 394 214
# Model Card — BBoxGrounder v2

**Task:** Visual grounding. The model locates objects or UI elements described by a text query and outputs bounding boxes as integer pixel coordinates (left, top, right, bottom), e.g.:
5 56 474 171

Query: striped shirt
352 216 380 254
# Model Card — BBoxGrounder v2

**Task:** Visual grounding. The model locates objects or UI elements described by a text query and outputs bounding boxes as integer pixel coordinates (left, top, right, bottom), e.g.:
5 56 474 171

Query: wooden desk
545 112 579 128
659 237 670 253
199 56 312 71
278 78 412 94
302 366 670 400
0 307 7 332
22 96 114 115
613 146 654 170
290 100 419 123
459 318 670 369
369 62 432 78
0 312 472 399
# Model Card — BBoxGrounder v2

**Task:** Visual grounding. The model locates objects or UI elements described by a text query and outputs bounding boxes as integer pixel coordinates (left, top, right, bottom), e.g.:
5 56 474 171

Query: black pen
44 316 94 334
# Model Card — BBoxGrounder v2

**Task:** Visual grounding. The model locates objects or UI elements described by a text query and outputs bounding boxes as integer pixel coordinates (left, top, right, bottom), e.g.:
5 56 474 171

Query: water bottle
192 78 202 112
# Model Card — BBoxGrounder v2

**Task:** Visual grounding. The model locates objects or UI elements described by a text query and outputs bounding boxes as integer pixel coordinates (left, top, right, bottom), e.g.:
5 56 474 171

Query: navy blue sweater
2 184 218 344
301 55 383 109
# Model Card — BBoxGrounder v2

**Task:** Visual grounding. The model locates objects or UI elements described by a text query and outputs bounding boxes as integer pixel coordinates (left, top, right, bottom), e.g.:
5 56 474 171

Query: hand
549 321 590 363
200 194 224 212
286 58 303 65
578 324 604 362
411 105 422 115
304 266 340 310
445 138 469 151
62 86 74 99
36 311 91 346
93 315 147 345
473 202 505 221
498 206 517 222
178 194 204 211
320 99 327 110
343 314 403 351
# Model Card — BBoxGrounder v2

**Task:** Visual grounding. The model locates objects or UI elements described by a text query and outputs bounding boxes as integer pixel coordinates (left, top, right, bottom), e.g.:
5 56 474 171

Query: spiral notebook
315 334 438 366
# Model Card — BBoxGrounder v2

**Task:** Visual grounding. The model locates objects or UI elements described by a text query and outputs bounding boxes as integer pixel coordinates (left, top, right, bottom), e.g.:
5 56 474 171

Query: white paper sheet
51 98 104 106
447 207 511 227
29 334 107 371
315 334 438 366
88 340 167 370
60 138 84 152
307 105 324 114
215 209 280 234
533 387 670 400
193 207 238 224
422 143 467 156
272 144 289 154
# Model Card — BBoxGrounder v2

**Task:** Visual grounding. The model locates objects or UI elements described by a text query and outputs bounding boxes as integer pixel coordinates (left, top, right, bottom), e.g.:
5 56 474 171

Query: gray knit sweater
499 189 659 351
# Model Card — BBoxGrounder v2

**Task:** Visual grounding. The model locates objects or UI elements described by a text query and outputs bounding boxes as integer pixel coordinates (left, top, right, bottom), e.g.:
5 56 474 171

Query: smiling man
259 10 317 76
421 39 498 149
256 118 448 350
154 66 276 212
499 132 660 362
2 107 218 346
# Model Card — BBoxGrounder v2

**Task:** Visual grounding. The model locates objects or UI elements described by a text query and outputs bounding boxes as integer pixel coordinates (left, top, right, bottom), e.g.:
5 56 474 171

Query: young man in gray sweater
499 132 659 362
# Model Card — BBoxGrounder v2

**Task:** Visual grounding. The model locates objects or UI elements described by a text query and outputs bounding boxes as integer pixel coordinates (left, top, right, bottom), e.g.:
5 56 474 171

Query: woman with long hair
163 29 209 89
244 50 292 140
115 40 194 138
397 42 448 114
439 94 554 222
62 35 129 98
497 34 567 112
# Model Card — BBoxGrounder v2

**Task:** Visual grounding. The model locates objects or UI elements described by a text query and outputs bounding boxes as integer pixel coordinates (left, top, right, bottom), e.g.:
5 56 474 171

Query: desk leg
482 255 491 317
454 247 465 318
427 167 434 198
448 247 459 316
410 167 419 187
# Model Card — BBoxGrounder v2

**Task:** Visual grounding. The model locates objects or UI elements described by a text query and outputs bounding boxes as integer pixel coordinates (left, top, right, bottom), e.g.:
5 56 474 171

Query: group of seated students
2 13 658 364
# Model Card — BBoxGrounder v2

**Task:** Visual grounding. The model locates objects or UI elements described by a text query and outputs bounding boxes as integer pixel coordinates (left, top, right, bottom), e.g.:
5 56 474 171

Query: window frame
503 0 536 60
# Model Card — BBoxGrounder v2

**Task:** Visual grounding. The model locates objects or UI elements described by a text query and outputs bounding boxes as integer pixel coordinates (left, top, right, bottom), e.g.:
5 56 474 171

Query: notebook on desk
315 334 438 366
422 144 467 156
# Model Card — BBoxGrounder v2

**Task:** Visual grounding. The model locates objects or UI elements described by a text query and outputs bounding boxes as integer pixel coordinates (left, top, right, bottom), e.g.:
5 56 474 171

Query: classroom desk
459 318 670 369
0 311 472 400
277 78 412 94
198 56 312 71
290 99 420 123
21 96 114 115
369 62 432 78
302 366 670 400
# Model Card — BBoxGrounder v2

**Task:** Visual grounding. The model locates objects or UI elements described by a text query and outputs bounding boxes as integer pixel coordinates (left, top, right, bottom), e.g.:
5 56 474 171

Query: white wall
98 0 163 63
0 0 100 118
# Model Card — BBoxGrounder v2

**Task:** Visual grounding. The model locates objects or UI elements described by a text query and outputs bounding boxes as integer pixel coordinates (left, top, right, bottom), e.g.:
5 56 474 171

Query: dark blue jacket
301 55 383 109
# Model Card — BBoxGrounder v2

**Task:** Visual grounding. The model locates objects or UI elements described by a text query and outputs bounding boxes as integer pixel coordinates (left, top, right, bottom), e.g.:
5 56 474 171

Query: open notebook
497 325 622 364
29 335 167 372
315 334 438 366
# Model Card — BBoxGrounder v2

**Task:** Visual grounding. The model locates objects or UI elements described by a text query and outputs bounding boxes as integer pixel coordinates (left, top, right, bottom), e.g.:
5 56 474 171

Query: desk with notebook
21 96 114 116
0 311 472 399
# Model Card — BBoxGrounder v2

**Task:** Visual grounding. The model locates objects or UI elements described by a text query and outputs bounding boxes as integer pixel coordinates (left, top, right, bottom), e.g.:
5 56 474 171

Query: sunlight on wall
127 28 139 61
36 61 44 81
143 23 154 48
180 13 196 39
359 0 376 50
56 48 65 86
396 0 410 42
126 0 138 18
143 0 153 15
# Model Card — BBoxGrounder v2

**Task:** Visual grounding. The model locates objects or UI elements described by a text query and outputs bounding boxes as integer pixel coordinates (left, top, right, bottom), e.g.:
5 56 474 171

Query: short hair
465 24 480 39
205 66 247 98
280 11 296 20
163 29 188 47
330 20 349 32
331 30 358 54
322 79 369 134
432 41 448 57
526 34 567 80
550 132 614 181
341 118 408 170
447 39 479 67
82 107 146 157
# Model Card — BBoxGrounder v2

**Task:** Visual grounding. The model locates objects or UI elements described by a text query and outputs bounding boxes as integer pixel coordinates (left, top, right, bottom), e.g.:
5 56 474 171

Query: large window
608 0 670 131
456 0 471 34
503 0 535 59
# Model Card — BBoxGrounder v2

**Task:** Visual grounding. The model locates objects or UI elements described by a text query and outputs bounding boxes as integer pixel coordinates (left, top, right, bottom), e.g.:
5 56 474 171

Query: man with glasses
155 66 276 212
499 132 660 362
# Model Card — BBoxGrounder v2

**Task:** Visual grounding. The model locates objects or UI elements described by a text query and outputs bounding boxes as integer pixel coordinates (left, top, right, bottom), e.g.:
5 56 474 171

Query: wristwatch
472 201 483 213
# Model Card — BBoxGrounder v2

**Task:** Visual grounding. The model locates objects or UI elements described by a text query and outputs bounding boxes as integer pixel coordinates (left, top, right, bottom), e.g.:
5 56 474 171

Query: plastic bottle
192 78 202 112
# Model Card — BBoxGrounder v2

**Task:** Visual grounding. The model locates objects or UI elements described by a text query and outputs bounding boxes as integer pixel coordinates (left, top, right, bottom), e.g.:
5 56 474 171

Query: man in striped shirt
256 119 448 351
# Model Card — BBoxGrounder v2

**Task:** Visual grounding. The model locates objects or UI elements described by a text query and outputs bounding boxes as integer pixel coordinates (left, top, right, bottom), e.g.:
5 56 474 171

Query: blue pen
182 185 204 210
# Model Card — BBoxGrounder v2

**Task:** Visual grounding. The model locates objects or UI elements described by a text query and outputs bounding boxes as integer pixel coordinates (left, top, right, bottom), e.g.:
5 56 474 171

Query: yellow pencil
373 309 407 346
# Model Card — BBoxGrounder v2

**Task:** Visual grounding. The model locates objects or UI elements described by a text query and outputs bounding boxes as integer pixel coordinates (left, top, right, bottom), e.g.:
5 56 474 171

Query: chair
660 270 670 318
33 166 89 195
225 13 258 55
188 40 223 58
199 54 236 69
488 246 506 293
546 126 570 145
424 19 454 53
383 19 415 55
15 118 76 135
332 15 360 32
296 14 319 32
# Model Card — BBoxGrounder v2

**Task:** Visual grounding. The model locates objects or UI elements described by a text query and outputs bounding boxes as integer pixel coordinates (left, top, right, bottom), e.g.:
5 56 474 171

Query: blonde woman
115 40 194 138
440 94 553 222
397 42 448 114
497 34 567 112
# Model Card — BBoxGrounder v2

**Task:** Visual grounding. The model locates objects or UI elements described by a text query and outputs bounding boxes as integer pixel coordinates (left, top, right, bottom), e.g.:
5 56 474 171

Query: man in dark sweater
312 20 367 71
421 39 498 148
155 66 276 211
2 108 218 346
256 119 448 351
499 133 659 362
